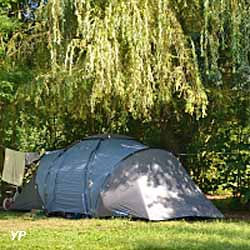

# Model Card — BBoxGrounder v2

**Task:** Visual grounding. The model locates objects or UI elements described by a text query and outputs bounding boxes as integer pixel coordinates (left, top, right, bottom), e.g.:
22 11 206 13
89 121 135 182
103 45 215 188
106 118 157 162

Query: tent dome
11 135 223 220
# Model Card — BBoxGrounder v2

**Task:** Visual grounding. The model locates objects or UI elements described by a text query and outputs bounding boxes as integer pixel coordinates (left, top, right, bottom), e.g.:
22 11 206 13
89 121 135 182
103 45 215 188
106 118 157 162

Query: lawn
0 211 250 250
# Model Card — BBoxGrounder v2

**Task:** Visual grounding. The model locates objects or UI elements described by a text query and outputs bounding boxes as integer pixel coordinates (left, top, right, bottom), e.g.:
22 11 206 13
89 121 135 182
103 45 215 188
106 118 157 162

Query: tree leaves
9 0 208 124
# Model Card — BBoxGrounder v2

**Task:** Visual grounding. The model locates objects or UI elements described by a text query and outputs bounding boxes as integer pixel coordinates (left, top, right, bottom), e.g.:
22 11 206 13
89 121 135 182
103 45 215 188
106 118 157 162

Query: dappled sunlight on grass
0 211 250 250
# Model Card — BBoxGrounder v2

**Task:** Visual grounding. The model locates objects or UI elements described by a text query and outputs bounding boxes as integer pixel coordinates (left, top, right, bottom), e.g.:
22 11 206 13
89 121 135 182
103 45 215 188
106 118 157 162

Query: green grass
0 211 250 250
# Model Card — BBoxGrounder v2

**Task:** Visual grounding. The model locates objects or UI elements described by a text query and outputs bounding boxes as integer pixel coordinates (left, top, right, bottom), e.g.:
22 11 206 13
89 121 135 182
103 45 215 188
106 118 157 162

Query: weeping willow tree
1 0 250 147
6 0 209 134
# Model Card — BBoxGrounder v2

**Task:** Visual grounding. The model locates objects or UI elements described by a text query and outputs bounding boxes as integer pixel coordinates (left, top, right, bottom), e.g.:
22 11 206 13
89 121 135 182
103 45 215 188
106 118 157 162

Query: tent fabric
11 136 223 220
97 149 222 220
84 134 135 140
11 175 43 211
36 138 147 214
36 149 64 205
2 148 26 186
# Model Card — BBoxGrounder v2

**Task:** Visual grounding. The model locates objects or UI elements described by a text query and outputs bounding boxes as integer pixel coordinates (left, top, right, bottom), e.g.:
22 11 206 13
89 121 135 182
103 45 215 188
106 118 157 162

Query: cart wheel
2 198 13 211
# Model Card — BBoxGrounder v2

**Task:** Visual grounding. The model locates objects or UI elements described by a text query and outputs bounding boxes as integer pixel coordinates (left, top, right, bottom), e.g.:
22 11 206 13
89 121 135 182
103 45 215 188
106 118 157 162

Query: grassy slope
0 211 250 250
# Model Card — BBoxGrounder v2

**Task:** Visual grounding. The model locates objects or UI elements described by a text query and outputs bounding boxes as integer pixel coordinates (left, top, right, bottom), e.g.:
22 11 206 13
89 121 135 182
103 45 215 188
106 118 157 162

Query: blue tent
11 135 223 220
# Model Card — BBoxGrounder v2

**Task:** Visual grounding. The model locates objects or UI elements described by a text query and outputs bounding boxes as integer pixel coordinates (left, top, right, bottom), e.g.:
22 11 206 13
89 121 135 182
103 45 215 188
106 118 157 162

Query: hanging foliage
2 0 249 138
200 0 250 83
8 0 209 126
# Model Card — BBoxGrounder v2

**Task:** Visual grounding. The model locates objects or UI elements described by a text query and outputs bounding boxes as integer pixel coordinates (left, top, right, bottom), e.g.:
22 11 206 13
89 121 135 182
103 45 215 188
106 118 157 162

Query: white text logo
10 231 26 241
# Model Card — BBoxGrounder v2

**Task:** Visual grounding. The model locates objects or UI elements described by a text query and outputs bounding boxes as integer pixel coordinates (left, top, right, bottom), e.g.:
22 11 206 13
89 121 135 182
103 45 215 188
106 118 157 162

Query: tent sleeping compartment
9 135 223 220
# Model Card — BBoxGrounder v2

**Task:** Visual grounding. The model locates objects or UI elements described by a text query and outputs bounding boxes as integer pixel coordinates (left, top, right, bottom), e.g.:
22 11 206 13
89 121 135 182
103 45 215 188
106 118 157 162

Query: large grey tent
11 135 223 220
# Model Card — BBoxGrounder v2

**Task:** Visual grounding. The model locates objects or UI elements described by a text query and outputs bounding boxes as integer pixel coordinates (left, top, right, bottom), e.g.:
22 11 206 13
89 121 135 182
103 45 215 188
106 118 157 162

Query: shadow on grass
0 210 46 220
133 243 166 250
133 238 250 250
